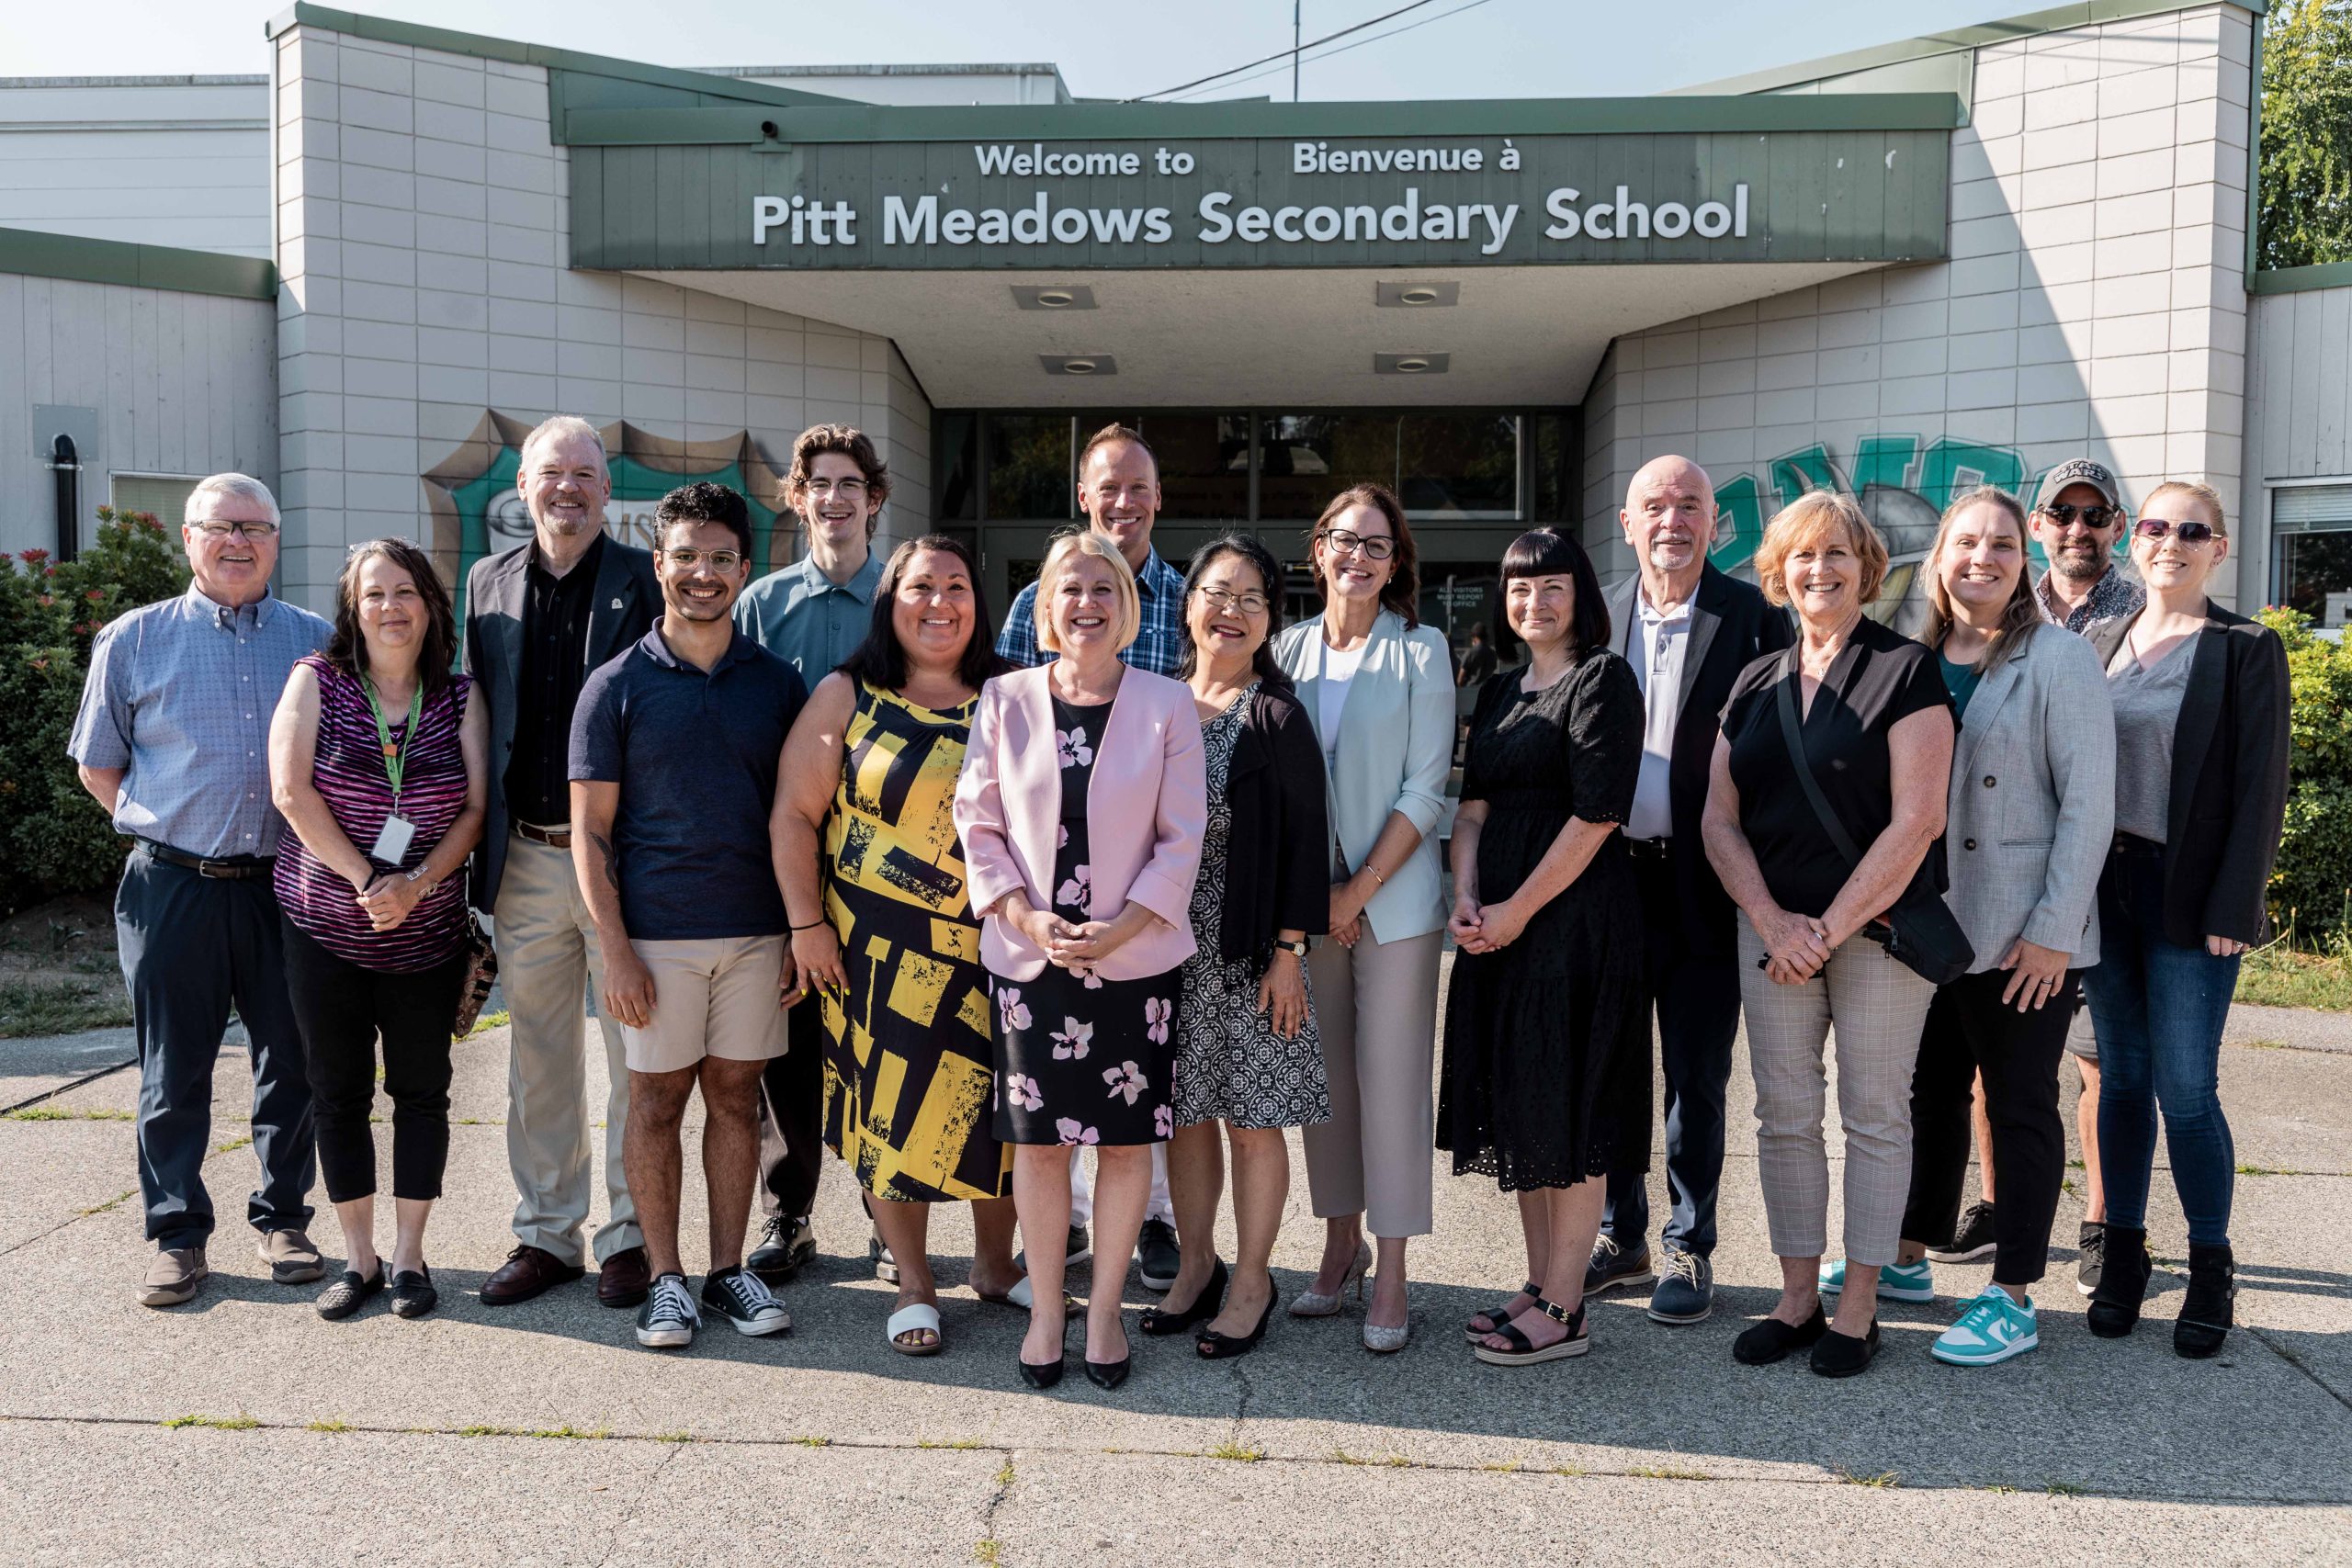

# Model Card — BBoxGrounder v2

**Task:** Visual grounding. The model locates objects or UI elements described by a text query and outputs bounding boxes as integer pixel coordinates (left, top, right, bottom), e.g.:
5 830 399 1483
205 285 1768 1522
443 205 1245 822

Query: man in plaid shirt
992 422 1190 1292
995 423 1189 677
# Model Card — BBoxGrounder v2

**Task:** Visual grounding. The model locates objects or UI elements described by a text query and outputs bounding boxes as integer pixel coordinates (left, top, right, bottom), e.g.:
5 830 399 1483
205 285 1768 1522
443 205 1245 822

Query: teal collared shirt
732 549 883 681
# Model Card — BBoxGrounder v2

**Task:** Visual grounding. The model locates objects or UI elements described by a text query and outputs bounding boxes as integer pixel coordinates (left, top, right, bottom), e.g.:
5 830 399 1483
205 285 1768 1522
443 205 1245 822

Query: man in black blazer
1592 455 1792 1325
463 415 660 1311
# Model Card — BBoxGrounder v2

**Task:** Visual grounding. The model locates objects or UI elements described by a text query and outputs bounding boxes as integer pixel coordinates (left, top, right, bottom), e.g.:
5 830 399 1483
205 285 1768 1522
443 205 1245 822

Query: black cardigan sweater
1214 679 1332 968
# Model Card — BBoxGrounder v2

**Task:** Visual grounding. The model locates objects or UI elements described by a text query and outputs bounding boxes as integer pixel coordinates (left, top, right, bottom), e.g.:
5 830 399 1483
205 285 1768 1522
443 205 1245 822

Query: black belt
139 840 273 879
1623 837 1670 863
514 820 572 850
2111 832 2164 858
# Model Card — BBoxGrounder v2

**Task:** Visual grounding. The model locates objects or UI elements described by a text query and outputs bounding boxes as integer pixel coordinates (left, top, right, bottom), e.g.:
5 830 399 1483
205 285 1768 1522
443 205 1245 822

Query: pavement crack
0 1058 134 1117
590 1435 684 1568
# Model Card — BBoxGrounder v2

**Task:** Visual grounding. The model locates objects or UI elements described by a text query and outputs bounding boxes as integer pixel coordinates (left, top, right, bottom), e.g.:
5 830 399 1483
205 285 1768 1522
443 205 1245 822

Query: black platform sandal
1464 1280 1542 1343
1471 1296 1589 1366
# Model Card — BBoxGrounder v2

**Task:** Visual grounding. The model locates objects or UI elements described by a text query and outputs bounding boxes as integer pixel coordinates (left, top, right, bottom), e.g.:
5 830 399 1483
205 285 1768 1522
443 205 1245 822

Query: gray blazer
461 533 659 908
1272 609 1453 944
1944 622 2116 971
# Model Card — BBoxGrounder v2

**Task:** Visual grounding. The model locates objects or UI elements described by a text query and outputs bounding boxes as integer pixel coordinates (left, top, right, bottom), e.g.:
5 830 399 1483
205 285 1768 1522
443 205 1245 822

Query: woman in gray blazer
1867 487 2114 1368
1272 483 1454 1354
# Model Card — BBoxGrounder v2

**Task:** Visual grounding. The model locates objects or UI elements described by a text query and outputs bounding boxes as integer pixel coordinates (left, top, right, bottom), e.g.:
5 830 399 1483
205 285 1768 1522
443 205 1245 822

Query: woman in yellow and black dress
773 535 1024 1356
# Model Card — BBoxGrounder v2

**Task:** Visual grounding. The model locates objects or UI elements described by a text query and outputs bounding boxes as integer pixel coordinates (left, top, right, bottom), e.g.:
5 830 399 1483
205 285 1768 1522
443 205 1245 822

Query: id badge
369 814 417 864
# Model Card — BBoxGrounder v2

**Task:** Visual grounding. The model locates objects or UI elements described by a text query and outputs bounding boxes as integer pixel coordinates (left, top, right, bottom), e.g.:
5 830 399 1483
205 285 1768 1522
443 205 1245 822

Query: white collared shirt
1622 579 1694 842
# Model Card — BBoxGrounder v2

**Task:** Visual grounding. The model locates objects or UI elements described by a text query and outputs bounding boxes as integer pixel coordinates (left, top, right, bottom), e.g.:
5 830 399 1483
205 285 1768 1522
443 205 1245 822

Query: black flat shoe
1810 1320 1882 1378
1140 1258 1227 1337
388 1267 437 1319
316 1263 387 1321
1198 1288 1278 1359
1016 1354 1066 1390
1732 1305 1826 1365
1084 1354 1132 1390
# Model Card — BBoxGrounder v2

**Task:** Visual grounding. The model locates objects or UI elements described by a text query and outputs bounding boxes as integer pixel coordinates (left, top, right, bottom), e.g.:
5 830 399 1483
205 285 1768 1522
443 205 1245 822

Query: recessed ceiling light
1374 352 1450 375
1376 281 1459 308
1063 359 1097 374
1040 354 1117 376
1014 285 1097 310
1036 289 1076 308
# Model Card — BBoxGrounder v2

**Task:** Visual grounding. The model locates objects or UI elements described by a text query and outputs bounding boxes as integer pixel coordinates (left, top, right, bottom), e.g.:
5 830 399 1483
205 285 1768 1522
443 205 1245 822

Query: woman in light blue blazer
1272 482 1453 1354
1860 486 2115 1369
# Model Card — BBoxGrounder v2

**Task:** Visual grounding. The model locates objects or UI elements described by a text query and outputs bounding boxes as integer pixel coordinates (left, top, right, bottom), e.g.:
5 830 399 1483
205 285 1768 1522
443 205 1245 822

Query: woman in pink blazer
954 529 1207 1392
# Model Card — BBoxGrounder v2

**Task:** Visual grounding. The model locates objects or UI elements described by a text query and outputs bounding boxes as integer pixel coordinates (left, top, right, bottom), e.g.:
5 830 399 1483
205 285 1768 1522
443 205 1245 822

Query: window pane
1398 413 1519 518
933 412 978 522
1065 412 1251 520
2278 528 2352 629
1530 413 1569 522
984 415 1074 521
1257 414 1396 521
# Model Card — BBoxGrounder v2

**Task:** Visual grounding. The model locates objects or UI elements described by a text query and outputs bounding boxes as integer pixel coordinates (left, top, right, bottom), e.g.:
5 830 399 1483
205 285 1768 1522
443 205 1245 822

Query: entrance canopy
557 84 1957 406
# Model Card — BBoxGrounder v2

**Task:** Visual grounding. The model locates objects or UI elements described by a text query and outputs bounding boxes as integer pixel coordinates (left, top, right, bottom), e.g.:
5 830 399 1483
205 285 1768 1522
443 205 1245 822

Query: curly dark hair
787 423 889 538
654 480 752 558
326 537 458 695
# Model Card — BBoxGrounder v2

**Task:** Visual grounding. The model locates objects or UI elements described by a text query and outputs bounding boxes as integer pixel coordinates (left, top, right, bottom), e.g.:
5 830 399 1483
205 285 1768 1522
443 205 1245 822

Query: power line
1126 0 1451 103
1164 0 1501 103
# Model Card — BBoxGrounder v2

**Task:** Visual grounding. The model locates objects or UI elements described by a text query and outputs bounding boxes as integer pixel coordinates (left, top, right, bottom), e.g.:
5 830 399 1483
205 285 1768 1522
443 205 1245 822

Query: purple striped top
275 654 473 972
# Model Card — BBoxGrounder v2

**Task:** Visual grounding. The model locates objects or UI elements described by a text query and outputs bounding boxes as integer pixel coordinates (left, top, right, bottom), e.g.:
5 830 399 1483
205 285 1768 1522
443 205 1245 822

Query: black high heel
1197 1288 1278 1359
1017 1353 1066 1390
1139 1258 1227 1337
1084 1353 1131 1390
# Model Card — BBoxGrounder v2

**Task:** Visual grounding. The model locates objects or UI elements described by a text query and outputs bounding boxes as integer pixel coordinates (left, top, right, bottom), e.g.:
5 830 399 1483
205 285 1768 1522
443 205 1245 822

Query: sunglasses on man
2037 502 2120 529
2132 517 2219 545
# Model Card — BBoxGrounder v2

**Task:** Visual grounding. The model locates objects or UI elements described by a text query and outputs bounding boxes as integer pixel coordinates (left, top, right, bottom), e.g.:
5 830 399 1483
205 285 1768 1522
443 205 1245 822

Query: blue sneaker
1818 1258 1935 1303
1931 1285 2040 1366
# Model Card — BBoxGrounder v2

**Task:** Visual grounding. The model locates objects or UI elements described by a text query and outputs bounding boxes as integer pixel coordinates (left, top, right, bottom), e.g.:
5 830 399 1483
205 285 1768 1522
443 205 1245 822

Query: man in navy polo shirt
570 481 807 1350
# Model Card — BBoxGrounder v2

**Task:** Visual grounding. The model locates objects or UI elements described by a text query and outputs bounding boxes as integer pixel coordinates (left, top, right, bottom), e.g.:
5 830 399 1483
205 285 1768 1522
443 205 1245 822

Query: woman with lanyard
270 538 488 1320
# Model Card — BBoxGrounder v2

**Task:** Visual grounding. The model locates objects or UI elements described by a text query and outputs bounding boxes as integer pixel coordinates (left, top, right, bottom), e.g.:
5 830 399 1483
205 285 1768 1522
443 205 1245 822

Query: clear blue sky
5 0 2014 98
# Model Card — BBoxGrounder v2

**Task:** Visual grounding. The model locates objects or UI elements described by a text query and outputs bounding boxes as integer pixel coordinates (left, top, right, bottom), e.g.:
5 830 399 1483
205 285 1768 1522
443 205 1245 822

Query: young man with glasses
734 424 890 1285
70 473 332 1307
571 481 807 1349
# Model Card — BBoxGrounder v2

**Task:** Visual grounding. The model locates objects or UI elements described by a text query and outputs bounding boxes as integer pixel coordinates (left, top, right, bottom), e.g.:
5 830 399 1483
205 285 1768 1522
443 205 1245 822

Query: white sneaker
700 1266 792 1337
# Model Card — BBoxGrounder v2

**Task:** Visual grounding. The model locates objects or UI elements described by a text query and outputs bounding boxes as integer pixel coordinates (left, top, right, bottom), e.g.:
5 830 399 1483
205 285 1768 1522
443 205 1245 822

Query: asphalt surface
3 966 2347 1564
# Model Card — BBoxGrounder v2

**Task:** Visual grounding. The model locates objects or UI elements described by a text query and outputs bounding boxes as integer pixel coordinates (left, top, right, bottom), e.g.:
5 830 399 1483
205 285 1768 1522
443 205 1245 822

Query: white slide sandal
887 1301 944 1356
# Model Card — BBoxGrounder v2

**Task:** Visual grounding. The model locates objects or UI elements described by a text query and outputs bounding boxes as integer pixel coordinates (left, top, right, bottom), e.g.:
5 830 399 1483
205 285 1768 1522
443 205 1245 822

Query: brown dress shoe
480 1244 584 1306
597 1246 651 1308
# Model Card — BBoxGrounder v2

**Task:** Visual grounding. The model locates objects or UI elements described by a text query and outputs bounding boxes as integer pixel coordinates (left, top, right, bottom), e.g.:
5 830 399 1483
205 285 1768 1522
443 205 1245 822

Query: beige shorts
621 934 789 1075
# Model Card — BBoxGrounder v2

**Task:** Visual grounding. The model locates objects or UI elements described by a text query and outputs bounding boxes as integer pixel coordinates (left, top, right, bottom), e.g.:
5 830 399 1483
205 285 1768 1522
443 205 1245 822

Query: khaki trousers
1302 928 1442 1239
494 831 639 1266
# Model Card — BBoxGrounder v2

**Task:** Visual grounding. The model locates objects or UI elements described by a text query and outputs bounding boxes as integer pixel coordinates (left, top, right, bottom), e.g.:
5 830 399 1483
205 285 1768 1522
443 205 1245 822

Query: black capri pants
281 918 469 1204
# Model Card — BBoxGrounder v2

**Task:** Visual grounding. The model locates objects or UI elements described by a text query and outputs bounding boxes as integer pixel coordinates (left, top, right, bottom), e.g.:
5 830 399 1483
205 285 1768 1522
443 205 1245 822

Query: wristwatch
1272 938 1309 958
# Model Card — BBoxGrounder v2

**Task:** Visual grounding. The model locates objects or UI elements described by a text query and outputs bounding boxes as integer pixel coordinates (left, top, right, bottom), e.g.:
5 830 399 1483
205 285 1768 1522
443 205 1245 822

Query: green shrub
2259 607 2352 943
0 508 190 914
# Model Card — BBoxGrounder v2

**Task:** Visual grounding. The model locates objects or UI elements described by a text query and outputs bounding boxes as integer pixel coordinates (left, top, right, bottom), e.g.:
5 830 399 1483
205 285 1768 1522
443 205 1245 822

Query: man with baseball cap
2030 458 2144 633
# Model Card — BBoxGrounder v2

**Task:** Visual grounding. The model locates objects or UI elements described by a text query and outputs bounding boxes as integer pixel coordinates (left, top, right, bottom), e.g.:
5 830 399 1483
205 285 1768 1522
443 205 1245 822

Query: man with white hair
71 473 333 1307
464 416 661 1310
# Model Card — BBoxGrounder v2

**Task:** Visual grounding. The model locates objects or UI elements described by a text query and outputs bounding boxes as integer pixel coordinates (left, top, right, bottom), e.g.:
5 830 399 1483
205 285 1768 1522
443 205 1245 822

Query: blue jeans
2083 840 2237 1248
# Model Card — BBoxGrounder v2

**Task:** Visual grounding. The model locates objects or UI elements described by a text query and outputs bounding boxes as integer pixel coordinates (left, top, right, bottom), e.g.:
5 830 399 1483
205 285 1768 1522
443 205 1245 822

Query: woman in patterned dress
774 536 1022 1356
954 530 1207 1391
1144 535 1330 1360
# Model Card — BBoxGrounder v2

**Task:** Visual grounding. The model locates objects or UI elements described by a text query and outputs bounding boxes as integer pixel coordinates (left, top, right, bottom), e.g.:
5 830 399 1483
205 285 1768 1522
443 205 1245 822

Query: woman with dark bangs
1441 527 1649 1367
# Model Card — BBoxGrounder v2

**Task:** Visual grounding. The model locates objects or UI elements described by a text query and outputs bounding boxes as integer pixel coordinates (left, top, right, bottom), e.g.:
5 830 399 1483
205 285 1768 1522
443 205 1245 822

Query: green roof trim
0 225 276 300
558 91 1966 149
264 3 861 109
1672 0 2265 98
2249 260 2352 295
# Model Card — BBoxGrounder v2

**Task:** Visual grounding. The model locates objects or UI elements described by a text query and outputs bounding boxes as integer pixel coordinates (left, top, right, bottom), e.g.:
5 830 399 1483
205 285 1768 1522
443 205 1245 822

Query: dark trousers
1900 965 2072 1284
280 918 467 1204
755 999 825 1221
115 847 314 1249
1601 845 1742 1258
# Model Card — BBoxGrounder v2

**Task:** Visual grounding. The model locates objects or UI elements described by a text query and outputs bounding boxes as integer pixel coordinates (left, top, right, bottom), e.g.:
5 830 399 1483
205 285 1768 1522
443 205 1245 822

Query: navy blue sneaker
1645 1249 1713 1324
1585 1234 1654 1295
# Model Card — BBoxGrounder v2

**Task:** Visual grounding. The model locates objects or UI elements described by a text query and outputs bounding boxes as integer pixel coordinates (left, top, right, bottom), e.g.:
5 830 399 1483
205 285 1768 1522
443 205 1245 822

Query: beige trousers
1737 915 1936 1269
1302 928 1442 1238
494 831 639 1266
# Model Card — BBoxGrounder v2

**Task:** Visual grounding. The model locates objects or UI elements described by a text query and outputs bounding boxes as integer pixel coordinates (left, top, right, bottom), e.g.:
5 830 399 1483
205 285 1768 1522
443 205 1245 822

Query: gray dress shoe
139 1247 209 1308
257 1228 326 1285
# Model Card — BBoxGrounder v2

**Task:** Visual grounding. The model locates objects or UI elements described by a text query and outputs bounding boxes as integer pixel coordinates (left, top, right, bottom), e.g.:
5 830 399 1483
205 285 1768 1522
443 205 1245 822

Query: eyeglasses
1193 585 1270 616
663 547 744 571
190 519 280 539
2133 517 2218 545
1317 528 1396 561
2038 502 2120 530
803 479 870 500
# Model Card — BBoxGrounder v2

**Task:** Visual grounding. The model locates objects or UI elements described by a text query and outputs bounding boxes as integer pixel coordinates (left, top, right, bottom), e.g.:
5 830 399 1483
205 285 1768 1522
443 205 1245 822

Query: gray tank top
2105 634 2195 843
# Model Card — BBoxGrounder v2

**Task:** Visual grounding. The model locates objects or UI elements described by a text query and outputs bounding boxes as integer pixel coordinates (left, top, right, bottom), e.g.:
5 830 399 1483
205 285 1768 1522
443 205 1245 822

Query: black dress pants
756 999 825 1222
280 918 467 1204
1900 965 2074 1285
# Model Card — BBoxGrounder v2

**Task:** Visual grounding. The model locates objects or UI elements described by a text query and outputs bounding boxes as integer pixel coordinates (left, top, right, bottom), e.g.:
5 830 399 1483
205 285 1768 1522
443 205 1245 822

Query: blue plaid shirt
69 584 332 859
995 546 1187 677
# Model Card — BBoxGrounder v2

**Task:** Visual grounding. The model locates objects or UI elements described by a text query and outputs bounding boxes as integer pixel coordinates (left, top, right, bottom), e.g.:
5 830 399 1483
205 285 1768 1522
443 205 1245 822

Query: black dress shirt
505 531 607 827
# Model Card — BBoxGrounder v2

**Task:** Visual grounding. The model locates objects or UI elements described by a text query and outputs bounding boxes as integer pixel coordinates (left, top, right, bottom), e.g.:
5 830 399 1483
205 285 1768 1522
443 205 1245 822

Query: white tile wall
273 24 933 609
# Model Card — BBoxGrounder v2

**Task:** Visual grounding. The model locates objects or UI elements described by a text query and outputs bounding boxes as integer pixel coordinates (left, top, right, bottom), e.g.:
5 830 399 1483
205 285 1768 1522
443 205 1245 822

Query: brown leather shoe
597 1245 651 1308
480 1244 584 1306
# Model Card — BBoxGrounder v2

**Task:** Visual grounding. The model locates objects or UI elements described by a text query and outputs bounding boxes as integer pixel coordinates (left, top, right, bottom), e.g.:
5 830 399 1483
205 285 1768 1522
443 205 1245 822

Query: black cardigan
2086 603 2290 948
1215 681 1331 967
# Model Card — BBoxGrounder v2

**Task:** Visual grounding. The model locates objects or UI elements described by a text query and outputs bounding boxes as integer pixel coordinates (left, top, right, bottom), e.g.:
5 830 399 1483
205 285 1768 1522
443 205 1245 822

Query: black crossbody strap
1773 651 1866 870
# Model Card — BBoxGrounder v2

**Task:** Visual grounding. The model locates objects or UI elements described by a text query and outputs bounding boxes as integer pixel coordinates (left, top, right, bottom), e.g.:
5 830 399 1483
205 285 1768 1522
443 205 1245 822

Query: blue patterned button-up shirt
994 545 1187 677
68 584 332 859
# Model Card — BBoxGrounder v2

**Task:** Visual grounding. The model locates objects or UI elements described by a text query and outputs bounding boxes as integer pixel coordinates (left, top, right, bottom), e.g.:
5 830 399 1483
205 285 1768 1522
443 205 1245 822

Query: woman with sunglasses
2080 482 2290 1359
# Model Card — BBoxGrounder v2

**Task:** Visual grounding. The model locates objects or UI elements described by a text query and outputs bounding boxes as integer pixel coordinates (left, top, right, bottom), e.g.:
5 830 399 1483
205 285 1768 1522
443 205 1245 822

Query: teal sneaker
1818 1258 1935 1303
1931 1285 2040 1366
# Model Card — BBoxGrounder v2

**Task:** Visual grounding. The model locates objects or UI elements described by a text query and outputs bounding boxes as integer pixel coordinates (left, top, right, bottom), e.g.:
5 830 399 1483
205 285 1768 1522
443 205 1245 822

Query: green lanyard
362 677 425 810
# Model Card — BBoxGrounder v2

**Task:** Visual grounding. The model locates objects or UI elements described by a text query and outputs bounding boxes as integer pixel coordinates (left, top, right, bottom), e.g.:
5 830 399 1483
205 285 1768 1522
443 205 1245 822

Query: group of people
70 412 2289 1387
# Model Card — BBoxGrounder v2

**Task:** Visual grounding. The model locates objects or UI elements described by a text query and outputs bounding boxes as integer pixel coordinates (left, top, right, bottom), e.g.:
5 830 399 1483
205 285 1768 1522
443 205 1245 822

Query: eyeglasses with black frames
1317 527 1396 562
190 519 281 539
